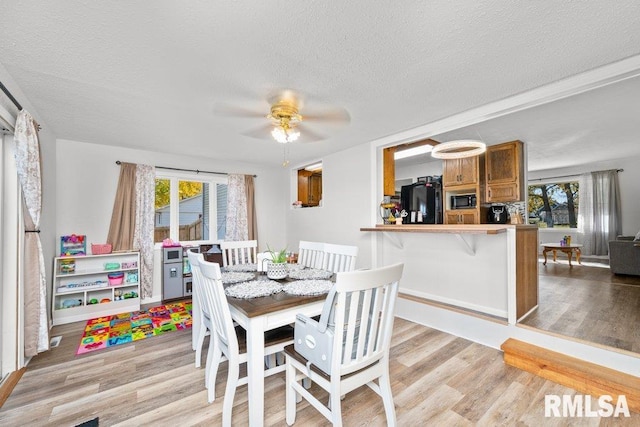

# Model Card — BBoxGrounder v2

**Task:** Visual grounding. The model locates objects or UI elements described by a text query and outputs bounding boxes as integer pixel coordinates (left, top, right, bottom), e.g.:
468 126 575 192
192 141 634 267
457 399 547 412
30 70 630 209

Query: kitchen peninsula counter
362 223 538 323
360 224 535 234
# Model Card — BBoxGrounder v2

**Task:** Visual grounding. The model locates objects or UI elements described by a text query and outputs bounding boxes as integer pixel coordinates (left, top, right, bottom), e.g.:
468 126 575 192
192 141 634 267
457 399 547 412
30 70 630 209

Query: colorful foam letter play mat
77 301 192 355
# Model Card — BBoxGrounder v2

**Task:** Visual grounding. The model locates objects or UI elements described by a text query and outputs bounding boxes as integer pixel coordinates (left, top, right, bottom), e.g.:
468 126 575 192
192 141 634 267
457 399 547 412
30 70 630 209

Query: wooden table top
540 243 583 249
226 273 331 318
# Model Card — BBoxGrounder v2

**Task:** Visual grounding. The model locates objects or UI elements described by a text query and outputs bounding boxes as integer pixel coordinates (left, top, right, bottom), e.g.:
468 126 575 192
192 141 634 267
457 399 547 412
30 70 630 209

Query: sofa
608 235 640 276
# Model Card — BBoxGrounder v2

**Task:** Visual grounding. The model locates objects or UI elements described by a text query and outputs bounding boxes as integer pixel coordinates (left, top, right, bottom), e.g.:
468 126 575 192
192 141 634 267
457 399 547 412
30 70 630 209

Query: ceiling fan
213 89 350 144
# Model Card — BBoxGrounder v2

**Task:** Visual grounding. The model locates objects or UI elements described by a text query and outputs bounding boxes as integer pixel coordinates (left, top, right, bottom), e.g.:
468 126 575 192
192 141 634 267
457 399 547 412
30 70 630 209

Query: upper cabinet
485 140 524 203
442 156 480 187
297 170 322 207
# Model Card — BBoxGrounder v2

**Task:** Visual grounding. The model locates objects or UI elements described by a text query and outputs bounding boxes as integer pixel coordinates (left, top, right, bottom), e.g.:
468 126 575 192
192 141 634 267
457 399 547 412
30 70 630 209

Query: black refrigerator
400 180 442 224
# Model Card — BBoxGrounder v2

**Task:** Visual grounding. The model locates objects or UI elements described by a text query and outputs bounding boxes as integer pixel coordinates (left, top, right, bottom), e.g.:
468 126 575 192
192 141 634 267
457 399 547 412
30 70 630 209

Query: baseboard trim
0 368 26 408
501 338 639 412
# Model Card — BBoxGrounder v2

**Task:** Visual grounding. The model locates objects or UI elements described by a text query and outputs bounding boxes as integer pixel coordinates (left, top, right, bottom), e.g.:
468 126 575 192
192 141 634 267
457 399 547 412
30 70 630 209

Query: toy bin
91 243 112 255
107 272 125 286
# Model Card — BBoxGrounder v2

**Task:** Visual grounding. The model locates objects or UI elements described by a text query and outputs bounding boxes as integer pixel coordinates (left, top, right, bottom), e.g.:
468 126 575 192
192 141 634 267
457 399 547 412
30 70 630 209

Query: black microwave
451 194 477 209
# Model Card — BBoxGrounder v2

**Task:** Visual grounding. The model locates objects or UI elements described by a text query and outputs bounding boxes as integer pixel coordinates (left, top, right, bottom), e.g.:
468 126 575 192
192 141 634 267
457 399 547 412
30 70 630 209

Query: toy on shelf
60 234 86 256
123 291 138 299
59 258 76 273
126 271 139 283
104 262 120 270
62 299 82 309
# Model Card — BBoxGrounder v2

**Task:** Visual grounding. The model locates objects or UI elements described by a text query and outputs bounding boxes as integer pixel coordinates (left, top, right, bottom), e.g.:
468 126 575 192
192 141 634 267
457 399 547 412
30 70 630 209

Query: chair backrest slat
298 240 326 269
199 258 239 354
297 241 359 273
325 263 403 377
323 243 358 273
220 240 258 267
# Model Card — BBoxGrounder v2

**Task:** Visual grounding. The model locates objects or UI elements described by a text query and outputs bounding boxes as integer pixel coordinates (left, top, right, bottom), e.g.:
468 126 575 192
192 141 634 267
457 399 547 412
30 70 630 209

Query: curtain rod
0 80 23 111
115 160 257 177
530 168 623 182
0 80 42 130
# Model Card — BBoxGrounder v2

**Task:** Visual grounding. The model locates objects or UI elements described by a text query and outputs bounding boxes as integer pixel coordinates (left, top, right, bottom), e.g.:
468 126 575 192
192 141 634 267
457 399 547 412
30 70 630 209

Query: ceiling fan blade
298 126 328 143
212 103 266 119
303 107 350 124
240 123 273 140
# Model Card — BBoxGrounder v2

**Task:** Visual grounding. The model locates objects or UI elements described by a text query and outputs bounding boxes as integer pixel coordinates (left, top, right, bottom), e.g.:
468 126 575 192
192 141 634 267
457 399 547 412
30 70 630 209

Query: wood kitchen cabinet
443 154 485 224
445 210 479 224
442 156 480 187
297 170 322 207
485 140 524 202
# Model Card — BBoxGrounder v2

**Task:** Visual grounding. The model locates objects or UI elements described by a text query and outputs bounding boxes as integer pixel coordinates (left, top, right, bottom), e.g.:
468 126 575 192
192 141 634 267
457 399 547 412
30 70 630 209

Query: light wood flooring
1 313 638 426
521 259 640 354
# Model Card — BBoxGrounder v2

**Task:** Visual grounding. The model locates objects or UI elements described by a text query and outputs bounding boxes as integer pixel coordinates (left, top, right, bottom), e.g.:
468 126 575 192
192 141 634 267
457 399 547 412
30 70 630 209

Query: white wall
56 139 288 302
395 160 443 183
285 142 374 269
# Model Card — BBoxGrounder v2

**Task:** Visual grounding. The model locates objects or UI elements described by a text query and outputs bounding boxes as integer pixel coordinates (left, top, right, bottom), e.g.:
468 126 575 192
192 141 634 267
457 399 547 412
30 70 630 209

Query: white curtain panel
578 170 621 256
225 174 248 241
591 170 621 255
14 109 48 355
133 164 155 299
578 173 594 255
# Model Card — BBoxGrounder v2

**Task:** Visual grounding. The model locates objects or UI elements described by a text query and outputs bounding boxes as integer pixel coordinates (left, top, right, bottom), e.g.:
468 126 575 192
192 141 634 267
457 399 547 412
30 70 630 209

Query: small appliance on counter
487 204 510 224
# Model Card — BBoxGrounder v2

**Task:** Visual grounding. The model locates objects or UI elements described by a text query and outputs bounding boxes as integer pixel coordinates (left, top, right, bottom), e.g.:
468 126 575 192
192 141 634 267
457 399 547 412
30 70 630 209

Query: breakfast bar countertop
360 224 537 235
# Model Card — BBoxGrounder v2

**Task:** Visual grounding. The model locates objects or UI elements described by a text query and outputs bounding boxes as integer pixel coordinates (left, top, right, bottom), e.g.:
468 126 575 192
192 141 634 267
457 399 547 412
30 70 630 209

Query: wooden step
501 338 639 413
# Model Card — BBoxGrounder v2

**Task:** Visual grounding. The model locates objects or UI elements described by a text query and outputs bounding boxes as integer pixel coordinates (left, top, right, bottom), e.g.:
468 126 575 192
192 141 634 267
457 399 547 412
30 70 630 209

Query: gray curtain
14 110 48 356
579 169 621 255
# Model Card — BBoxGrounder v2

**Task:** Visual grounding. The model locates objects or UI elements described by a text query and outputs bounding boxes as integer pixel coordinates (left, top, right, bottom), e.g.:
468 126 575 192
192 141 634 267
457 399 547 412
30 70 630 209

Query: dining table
225 271 329 427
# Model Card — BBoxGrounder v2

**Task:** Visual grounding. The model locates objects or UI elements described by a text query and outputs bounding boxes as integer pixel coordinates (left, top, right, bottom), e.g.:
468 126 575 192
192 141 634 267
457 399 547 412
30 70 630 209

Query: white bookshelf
52 252 141 325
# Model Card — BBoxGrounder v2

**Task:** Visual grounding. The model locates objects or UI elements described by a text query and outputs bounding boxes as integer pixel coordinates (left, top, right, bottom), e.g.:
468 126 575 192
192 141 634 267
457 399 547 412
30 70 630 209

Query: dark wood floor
1 312 638 425
521 259 640 354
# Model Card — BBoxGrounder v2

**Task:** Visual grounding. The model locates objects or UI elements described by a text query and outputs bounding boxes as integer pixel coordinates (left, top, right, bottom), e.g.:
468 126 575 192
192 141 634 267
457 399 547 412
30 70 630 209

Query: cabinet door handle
488 173 491 181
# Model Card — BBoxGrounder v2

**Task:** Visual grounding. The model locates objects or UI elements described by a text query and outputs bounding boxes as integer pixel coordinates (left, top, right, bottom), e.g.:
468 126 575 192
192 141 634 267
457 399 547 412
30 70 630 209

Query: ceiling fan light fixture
271 125 300 144
431 140 486 159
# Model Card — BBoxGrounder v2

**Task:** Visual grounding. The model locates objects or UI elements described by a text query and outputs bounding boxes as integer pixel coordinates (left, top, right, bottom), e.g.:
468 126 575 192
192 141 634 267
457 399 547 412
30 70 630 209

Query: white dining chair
186 249 209 361
322 243 358 273
297 240 326 269
220 240 258 267
284 263 404 427
198 258 294 426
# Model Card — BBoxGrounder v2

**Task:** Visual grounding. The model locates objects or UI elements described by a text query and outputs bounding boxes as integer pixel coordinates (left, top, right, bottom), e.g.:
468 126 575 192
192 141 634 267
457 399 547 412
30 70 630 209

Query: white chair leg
285 360 298 425
379 373 397 427
329 391 343 427
206 336 222 401
222 361 240 427
195 324 207 368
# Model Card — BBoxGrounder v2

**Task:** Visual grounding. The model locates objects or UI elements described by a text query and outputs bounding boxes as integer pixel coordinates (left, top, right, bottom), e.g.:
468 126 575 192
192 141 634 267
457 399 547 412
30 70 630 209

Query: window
528 181 579 228
154 173 227 243
295 162 322 208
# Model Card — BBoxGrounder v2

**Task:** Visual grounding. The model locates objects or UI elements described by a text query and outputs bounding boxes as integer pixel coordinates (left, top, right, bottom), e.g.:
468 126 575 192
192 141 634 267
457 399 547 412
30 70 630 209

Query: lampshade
271 125 300 144
431 140 486 159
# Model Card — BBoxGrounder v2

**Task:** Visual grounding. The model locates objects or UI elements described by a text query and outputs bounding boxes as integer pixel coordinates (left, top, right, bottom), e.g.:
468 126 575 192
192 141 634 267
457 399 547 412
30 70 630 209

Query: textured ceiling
1 1 640 169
